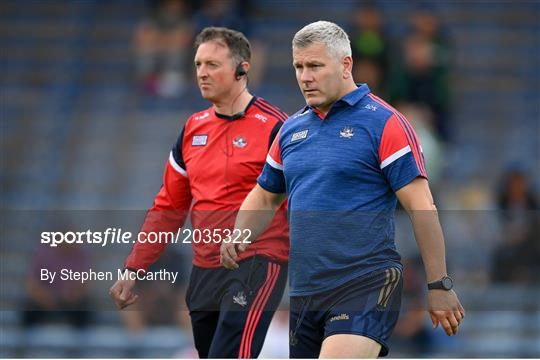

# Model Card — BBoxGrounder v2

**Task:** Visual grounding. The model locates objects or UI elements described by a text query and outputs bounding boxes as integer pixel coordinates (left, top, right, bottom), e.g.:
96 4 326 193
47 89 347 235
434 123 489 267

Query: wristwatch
428 275 453 290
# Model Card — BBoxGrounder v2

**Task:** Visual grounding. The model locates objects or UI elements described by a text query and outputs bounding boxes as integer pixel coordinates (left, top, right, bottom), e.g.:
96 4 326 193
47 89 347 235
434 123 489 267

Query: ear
235 61 250 80
240 61 250 75
342 55 353 79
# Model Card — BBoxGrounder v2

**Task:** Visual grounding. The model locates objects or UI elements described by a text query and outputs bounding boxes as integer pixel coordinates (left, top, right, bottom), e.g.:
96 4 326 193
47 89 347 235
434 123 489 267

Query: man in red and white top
109 27 289 359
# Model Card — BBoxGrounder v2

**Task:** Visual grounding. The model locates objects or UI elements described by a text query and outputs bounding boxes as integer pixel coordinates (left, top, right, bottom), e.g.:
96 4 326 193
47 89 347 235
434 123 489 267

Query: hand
428 289 465 336
220 241 249 270
109 274 138 310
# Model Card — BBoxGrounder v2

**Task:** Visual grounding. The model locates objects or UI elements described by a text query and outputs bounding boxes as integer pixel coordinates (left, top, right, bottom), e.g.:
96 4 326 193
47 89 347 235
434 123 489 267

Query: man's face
293 42 345 113
195 41 237 101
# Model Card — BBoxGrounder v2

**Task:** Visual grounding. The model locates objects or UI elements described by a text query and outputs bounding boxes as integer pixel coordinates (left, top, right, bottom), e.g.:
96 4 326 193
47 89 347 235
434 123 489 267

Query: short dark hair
194 27 251 65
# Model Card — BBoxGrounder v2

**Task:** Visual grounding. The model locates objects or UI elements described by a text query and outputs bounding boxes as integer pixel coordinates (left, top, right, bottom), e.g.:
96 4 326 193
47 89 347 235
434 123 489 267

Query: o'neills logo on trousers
329 313 350 322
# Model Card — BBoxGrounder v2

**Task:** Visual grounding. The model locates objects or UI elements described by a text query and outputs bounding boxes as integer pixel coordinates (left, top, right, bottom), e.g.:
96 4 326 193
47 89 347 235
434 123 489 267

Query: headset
228 62 249 120
235 62 247 80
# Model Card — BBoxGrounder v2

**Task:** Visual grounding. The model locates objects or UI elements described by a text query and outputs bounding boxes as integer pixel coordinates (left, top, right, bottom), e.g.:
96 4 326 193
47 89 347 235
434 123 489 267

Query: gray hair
292 21 352 60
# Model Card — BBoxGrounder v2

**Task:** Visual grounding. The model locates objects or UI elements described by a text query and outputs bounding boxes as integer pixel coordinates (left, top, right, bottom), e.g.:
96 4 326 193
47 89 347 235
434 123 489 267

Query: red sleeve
124 152 192 272
379 114 427 177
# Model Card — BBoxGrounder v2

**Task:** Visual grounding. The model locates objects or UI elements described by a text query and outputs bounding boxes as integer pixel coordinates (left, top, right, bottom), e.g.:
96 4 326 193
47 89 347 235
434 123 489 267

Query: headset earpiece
235 63 247 79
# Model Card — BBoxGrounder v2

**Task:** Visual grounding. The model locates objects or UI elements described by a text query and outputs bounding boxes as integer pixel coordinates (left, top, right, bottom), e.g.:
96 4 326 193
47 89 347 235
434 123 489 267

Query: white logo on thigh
233 291 247 307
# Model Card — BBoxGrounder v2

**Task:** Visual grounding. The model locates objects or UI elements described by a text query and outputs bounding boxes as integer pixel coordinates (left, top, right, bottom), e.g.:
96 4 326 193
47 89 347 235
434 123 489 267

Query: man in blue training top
220 21 464 358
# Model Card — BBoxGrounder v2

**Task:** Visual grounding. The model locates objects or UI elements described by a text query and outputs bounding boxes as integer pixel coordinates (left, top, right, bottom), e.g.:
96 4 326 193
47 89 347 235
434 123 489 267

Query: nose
197 65 208 79
299 68 313 84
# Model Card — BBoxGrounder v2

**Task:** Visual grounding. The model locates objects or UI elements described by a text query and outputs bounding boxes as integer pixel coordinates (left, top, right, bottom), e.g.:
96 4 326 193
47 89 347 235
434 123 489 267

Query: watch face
442 277 453 290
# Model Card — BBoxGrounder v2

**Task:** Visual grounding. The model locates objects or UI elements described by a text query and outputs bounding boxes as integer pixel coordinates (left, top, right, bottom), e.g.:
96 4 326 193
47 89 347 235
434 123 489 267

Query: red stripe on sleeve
369 94 427 177
254 101 287 122
257 98 288 120
379 115 409 164
394 113 427 177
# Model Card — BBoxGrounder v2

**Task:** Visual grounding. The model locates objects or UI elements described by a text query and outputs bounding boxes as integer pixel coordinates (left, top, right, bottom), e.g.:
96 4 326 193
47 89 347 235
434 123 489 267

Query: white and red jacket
125 97 289 270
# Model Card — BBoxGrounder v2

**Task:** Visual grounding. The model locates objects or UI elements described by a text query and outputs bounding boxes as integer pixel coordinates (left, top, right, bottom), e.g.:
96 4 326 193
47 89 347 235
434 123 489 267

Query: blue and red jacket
258 84 427 296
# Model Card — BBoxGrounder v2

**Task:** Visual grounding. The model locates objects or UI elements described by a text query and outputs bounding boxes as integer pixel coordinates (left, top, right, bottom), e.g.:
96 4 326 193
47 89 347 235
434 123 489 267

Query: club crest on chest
340 127 354 139
233 136 247 148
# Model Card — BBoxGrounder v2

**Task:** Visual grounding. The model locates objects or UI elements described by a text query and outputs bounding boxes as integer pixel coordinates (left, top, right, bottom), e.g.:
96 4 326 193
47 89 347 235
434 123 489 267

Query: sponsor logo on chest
254 113 268 123
291 129 309 142
192 134 208 146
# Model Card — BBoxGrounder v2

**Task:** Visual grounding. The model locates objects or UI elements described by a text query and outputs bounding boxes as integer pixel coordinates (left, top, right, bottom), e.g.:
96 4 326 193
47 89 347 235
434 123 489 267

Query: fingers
448 312 460 335
109 284 123 305
220 243 239 269
454 309 463 323
430 312 439 329
227 243 238 261
109 284 121 299
109 281 138 310
110 288 125 310
430 310 461 336
428 290 465 336
458 302 465 318
439 317 454 336
121 294 139 309
119 283 132 302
